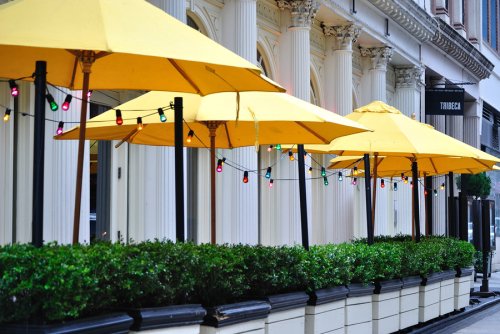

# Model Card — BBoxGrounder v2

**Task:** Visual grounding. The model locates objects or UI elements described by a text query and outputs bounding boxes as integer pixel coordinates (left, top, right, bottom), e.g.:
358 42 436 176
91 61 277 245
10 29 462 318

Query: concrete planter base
455 268 473 311
305 286 348 334
264 292 309 334
345 284 373 334
399 276 421 330
419 273 442 323
372 279 402 334
439 271 456 316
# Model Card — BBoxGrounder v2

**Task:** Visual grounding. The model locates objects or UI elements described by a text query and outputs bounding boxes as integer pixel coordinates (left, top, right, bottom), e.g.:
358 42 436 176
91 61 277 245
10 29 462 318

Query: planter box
264 292 309 334
399 276 421 330
200 300 270 334
455 268 473 311
439 270 456 316
0 313 133 334
419 273 442 323
345 284 374 334
128 304 206 333
372 279 402 334
305 286 348 334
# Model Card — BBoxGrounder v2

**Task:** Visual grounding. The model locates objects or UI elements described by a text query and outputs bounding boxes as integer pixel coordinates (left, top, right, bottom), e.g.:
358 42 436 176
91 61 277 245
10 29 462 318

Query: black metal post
174 97 185 242
297 144 309 250
424 175 433 236
412 161 421 242
480 200 492 292
448 172 457 237
363 154 374 245
32 61 46 248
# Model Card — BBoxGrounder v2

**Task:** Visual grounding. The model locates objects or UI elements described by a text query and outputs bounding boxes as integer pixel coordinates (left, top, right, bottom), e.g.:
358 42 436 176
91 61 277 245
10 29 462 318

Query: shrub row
0 237 475 324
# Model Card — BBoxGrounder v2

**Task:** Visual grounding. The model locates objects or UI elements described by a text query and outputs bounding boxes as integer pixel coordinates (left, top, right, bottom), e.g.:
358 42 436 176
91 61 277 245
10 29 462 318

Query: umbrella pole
364 154 374 245
207 122 220 245
372 153 379 234
174 97 185 242
297 144 309 250
412 160 421 242
72 56 93 245
32 61 46 248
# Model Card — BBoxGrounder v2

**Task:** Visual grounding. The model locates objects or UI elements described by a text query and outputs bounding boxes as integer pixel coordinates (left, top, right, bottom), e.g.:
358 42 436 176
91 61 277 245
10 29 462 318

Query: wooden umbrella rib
168 59 202 95
223 122 233 149
429 157 438 174
296 122 328 143
114 128 141 148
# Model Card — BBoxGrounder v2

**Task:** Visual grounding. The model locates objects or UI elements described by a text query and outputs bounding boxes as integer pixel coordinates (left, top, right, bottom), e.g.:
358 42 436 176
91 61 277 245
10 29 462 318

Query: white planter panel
418 302 439 323
399 309 419 330
130 324 200 334
201 319 265 334
440 297 454 316
305 301 345 334
265 307 305 334
372 291 400 319
400 288 419 313
345 295 372 325
440 279 455 300
373 314 399 334
454 294 470 310
419 283 440 307
345 320 372 334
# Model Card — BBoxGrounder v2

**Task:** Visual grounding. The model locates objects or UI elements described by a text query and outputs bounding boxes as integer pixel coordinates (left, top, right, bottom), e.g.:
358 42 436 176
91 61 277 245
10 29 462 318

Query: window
257 49 269 77
483 0 500 51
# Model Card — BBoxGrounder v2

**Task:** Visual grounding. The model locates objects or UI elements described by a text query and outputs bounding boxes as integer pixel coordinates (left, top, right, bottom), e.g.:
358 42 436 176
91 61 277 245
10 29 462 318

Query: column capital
359 46 393 70
277 0 319 28
322 24 361 50
395 65 424 89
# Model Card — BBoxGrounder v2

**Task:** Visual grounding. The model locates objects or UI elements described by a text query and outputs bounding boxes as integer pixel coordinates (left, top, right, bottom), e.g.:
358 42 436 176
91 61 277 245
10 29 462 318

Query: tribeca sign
425 88 464 116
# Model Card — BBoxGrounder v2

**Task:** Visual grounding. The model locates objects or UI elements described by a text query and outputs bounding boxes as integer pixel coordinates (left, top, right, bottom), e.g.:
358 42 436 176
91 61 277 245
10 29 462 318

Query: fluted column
393 66 423 236
358 46 392 237
215 0 259 244
0 84 14 245
266 0 317 245
464 100 482 148
427 77 446 235
360 46 393 102
319 24 360 243
148 0 186 23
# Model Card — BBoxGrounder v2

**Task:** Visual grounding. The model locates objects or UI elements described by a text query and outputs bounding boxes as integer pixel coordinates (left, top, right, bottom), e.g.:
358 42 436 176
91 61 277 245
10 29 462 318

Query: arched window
257 49 269 77
187 15 200 31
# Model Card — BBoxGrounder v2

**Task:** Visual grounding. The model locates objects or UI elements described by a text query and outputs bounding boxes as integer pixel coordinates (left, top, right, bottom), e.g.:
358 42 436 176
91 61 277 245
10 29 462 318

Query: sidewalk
407 271 500 334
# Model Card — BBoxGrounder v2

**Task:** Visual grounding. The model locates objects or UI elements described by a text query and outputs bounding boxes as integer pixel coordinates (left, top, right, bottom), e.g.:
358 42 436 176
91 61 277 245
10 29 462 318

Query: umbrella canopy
56 90 370 244
328 154 499 177
0 0 282 94
56 91 369 146
0 0 283 245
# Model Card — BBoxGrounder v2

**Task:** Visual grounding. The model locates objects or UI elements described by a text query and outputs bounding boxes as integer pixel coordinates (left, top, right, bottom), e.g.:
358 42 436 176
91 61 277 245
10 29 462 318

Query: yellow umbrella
0 0 283 245
56 90 370 244
291 101 492 242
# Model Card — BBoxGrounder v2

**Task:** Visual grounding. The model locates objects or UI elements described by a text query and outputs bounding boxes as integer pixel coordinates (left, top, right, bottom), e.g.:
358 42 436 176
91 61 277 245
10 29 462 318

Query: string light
269 179 274 188
3 108 11 122
222 157 226 165
9 80 19 97
288 151 295 161
401 173 405 180
323 176 329 186
265 167 272 179
434 189 438 196
158 108 166 122
353 166 358 176
352 177 357 186
137 117 143 131
404 176 409 184
393 182 398 191
276 144 281 150
46 93 58 111
410 181 413 188
115 109 123 125
381 179 385 188
338 171 343 181
186 130 194 143
87 90 93 98
242 171 249 183
61 94 72 111
56 121 64 135
321 167 326 177
424 189 428 196
308 167 312 174
216 159 223 173
304 150 308 157
440 182 445 190
267 145 273 152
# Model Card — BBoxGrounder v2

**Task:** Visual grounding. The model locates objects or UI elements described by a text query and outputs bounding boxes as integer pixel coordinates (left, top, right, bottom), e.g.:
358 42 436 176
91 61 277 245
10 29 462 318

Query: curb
407 295 500 333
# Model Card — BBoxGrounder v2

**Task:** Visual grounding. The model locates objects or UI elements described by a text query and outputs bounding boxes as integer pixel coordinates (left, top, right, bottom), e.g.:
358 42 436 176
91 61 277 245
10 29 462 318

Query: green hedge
0 237 474 324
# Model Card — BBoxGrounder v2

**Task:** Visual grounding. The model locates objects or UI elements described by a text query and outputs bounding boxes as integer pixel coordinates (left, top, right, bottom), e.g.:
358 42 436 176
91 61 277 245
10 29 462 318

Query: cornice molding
366 0 493 80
